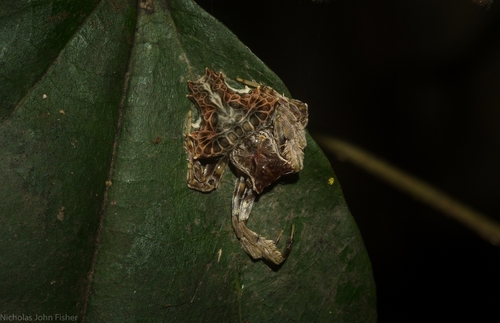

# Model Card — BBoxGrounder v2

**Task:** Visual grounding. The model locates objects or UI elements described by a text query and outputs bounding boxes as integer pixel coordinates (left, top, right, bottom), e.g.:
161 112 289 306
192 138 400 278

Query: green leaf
0 0 376 322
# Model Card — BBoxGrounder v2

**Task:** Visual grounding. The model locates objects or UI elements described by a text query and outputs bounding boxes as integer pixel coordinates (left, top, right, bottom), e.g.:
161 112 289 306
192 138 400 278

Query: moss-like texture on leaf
0 0 376 321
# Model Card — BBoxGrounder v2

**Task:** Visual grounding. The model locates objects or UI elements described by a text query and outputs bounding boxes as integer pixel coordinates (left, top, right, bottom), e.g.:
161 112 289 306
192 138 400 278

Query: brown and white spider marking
185 68 308 265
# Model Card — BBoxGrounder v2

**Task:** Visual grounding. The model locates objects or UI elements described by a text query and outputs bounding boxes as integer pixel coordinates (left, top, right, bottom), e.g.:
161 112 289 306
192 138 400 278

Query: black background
193 0 500 321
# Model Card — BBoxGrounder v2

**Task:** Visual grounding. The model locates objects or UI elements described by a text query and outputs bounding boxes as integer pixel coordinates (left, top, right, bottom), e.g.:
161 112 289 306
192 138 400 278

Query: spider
184 68 308 265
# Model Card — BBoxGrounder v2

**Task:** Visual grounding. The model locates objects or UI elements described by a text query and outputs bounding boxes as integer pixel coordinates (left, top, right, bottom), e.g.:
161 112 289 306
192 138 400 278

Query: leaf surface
0 0 376 322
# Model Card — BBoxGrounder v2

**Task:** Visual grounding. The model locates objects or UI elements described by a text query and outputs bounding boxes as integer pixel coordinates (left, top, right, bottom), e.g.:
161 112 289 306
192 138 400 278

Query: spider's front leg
231 177 294 265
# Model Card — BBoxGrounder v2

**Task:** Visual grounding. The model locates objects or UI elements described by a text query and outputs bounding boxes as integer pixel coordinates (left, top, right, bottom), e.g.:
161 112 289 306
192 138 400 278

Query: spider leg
186 148 227 192
232 176 255 222
235 76 260 88
231 177 294 265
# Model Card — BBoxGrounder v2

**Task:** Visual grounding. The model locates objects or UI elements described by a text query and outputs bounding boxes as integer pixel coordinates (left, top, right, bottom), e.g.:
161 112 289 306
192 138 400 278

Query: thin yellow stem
315 135 500 247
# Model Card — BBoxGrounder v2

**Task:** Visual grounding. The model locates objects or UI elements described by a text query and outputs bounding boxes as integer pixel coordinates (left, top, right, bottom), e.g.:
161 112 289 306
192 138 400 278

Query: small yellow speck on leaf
328 177 335 185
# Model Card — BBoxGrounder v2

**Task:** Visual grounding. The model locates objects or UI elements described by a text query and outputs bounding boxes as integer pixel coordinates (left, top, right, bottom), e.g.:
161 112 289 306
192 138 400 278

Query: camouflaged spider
184 68 308 265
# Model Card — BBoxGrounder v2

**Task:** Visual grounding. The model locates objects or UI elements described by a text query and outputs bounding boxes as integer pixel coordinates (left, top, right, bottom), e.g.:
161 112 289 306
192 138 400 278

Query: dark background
194 0 500 322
